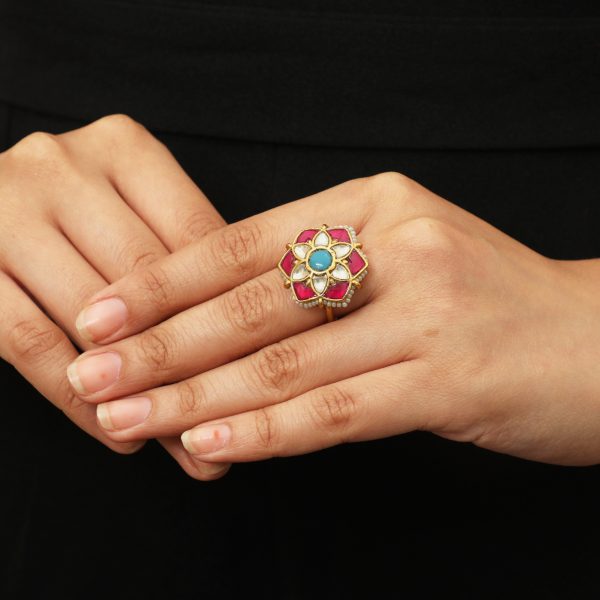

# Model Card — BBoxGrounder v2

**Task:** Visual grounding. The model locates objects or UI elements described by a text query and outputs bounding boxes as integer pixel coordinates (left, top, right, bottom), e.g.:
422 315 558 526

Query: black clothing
1 2 600 598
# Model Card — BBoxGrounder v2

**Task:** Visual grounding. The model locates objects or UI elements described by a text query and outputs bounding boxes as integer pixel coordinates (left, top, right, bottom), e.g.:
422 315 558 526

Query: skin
61 143 600 478
0 114 230 480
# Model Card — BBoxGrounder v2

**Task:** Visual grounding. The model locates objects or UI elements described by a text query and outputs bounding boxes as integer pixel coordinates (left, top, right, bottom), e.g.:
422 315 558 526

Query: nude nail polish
67 352 122 394
181 424 231 455
76 297 128 342
97 397 152 431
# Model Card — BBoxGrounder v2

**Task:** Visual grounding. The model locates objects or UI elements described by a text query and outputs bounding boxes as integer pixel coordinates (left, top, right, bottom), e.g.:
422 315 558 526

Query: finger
158 436 231 481
52 175 171 281
75 180 373 344
65 266 372 402
62 114 225 251
89 301 407 441
179 360 432 463
1 224 110 348
0 271 142 454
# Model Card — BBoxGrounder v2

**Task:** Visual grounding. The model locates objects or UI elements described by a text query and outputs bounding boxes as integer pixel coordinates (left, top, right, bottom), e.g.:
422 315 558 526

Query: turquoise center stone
308 249 333 272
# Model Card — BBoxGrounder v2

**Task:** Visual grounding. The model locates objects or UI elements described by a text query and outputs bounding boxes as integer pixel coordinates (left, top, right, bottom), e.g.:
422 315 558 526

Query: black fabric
1 2 600 599
2 1 600 149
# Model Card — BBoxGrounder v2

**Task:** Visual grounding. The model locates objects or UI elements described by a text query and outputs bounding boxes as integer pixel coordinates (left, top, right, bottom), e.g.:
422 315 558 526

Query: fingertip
108 439 146 455
188 460 232 481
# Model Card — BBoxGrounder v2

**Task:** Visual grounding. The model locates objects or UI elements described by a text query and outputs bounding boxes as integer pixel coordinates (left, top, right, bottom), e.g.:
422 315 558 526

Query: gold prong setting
278 224 368 311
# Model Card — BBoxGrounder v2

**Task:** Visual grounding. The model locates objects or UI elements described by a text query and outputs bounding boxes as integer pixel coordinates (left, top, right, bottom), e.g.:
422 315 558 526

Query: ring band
278 224 368 322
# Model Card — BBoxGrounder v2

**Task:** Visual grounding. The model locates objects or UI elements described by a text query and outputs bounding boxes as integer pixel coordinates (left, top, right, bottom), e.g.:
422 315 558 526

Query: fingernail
97 397 152 431
67 352 122 394
76 297 128 342
181 424 231 455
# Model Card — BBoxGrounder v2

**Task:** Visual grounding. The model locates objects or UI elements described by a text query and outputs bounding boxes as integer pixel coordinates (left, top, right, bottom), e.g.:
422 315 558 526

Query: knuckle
253 341 302 393
137 326 177 372
399 216 458 256
364 171 414 201
11 131 63 159
8 132 71 182
129 250 160 272
309 386 358 433
8 319 67 363
255 408 278 451
224 278 274 336
214 221 261 276
176 379 206 418
117 241 160 273
343 171 417 216
93 113 147 139
60 386 88 414
139 265 175 311
178 211 222 247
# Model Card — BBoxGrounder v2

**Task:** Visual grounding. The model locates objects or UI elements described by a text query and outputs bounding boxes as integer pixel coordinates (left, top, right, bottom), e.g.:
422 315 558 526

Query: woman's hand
0 114 231 479
68 172 600 471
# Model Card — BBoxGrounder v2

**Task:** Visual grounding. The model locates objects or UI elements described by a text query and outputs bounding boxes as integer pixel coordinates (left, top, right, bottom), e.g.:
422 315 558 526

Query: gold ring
278 224 369 322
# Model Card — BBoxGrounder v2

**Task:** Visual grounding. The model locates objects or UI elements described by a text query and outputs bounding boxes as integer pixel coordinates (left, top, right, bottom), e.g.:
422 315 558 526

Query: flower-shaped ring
278 224 369 322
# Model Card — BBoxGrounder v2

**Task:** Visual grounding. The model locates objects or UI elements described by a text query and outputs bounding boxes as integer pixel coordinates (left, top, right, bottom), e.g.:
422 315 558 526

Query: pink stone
328 228 351 243
324 281 349 300
347 250 366 275
293 281 317 301
296 229 318 243
280 250 295 276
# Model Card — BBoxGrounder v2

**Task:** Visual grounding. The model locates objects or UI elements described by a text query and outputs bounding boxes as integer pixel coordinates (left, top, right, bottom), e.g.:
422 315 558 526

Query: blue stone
308 249 333 272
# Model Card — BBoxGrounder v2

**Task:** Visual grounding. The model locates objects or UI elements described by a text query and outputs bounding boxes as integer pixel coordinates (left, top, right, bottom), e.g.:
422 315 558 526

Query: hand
0 114 230 479
68 172 600 470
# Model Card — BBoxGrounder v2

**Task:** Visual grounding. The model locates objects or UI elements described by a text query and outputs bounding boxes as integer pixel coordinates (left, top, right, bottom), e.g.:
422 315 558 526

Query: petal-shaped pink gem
328 228 351 243
347 250 366 275
324 281 349 300
296 229 318 243
293 281 317 301
279 249 295 276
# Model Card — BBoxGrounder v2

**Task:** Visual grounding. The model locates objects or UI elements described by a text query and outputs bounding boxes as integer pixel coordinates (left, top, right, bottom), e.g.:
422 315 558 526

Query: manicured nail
181 424 231 455
97 397 152 431
76 297 128 342
67 352 122 394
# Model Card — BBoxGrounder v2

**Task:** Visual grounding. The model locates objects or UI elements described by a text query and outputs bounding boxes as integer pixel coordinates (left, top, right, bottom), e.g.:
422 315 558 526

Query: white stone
292 244 310 259
312 275 328 294
332 243 352 259
313 231 330 247
292 263 309 280
331 264 350 280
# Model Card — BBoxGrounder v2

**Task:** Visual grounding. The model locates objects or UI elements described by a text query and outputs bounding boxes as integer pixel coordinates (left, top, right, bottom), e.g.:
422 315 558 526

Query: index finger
74 178 373 344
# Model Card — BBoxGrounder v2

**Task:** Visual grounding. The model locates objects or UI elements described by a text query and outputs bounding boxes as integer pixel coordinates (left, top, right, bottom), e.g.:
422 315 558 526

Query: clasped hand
2 116 599 481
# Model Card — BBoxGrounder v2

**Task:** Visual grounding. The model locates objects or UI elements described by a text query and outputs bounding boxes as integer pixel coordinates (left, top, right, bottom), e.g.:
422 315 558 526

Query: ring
278 224 369 322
